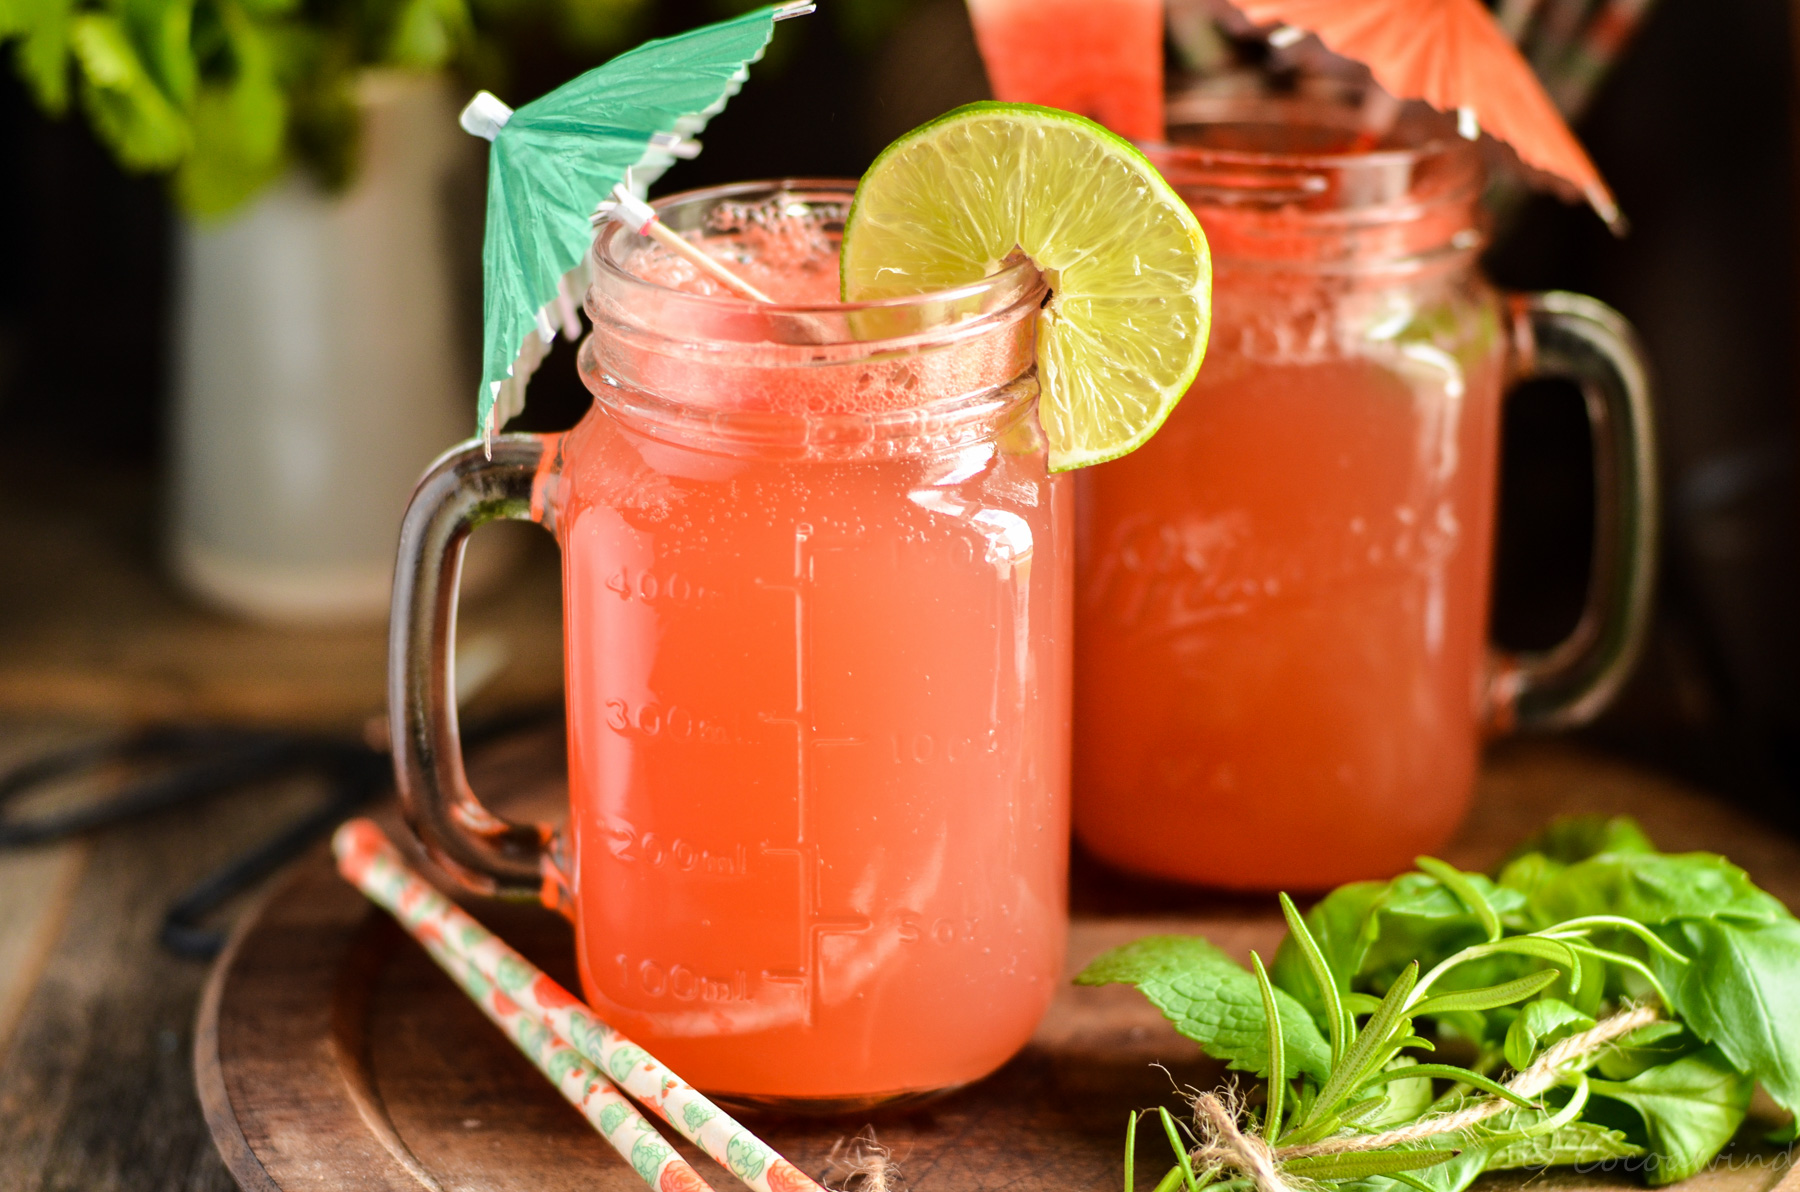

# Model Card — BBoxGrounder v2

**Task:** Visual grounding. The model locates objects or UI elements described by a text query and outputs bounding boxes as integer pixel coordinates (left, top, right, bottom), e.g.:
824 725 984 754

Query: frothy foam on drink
593 194 1034 420
624 196 843 304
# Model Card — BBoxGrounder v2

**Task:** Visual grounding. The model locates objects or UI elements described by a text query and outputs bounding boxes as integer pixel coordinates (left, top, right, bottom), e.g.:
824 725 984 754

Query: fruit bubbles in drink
557 182 1072 1107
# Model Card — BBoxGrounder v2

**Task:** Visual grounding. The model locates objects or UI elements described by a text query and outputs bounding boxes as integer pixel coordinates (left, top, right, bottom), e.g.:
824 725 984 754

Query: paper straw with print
424 931 717 1192
333 819 826 1192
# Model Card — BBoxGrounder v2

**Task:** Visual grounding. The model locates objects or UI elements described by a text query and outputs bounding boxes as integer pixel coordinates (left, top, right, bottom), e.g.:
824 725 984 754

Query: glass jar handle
390 433 563 900
1488 292 1658 732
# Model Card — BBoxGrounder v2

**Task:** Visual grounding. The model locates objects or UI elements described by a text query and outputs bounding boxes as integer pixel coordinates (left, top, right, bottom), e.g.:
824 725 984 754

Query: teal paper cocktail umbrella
463 3 811 440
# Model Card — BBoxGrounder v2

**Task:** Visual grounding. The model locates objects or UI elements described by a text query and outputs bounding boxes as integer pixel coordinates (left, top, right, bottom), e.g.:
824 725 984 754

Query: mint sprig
1080 816 1800 1192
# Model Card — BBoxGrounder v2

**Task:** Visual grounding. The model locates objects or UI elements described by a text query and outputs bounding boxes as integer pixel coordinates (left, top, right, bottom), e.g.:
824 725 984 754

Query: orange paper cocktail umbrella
1228 0 1621 229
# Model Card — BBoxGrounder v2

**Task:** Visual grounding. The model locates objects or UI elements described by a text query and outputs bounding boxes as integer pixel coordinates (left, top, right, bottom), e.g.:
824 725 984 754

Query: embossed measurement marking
754 521 872 1025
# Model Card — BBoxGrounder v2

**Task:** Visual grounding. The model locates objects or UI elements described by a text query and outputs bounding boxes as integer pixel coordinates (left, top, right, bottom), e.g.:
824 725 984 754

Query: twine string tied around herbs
827 1127 903 1192
1185 1004 1663 1192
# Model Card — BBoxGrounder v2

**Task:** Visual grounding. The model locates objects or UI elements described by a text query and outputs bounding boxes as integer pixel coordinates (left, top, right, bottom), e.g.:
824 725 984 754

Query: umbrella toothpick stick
605 186 777 303
459 3 817 440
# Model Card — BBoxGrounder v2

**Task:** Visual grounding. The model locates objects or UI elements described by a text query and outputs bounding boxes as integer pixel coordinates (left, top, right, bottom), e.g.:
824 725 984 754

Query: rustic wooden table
0 462 566 1191
4 731 1796 1192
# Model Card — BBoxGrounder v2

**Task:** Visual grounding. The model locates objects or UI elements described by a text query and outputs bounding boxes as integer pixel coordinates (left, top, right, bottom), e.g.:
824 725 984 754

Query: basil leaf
1531 852 1788 928
1382 870 1530 923
1594 1022 1691 1081
1652 917 1800 1122
1588 1046 1754 1186
1503 998 1595 1072
1496 852 1565 903
1503 814 1658 867
1076 935 1332 1081
1363 1057 1434 1126
1364 874 1528 987
1279 871 1532 1007
1482 1118 1643 1171
1415 857 1501 941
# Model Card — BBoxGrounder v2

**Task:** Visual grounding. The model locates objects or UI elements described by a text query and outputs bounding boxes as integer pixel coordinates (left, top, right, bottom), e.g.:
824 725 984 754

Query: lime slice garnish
841 101 1211 471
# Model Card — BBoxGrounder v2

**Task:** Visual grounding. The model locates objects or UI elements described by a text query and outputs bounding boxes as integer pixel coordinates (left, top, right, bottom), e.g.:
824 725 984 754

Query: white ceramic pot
170 70 510 623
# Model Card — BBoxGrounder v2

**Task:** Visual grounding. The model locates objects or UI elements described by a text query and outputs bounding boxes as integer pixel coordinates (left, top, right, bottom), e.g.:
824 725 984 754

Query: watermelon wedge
963 0 1164 142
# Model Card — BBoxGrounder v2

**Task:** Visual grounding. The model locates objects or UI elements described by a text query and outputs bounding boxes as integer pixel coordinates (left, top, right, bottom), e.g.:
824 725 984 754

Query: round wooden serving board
197 740 1800 1192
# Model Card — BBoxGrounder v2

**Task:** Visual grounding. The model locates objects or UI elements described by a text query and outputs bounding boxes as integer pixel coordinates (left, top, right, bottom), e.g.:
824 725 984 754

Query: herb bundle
1079 817 1800 1192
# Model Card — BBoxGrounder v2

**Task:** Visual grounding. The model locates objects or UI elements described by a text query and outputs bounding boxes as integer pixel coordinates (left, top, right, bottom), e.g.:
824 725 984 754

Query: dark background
2 0 1795 814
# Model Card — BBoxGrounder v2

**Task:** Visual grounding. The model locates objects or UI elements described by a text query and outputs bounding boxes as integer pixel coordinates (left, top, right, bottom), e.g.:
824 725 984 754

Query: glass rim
588 178 1045 317
1141 86 1479 173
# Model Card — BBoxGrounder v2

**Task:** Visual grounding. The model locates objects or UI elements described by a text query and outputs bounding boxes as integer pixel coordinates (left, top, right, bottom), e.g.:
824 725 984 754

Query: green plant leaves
1272 873 1530 1029
1412 969 1561 1017
1282 1148 1458 1182
551 0 641 51
1415 857 1501 942
1530 853 1789 929
1308 962 1419 1125
1272 881 1385 1027
1593 1022 1689 1081
1281 892 1350 1066
1483 1117 1642 1170
4 0 77 110
1252 952 1287 1139
71 12 190 168
1077 935 1332 1081
387 0 470 68
5 0 581 212
1652 917 1800 1123
1338 1142 1486 1192
1346 1103 1640 1192
1112 819 1800 1192
119 0 195 103
1503 998 1594 1072
1588 1047 1755 1186
1503 814 1658 867
1361 1057 1435 1126
173 0 285 215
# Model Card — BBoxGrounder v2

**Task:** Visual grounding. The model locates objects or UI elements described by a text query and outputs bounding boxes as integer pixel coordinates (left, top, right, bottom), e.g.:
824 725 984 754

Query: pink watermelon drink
965 0 1164 140
558 181 1073 1104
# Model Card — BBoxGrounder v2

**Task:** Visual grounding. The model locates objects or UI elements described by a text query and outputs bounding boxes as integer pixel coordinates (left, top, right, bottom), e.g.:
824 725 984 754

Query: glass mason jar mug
1074 92 1656 890
391 181 1073 1110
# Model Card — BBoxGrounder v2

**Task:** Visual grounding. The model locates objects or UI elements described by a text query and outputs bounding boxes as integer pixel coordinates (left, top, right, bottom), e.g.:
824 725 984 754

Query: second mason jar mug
391 181 1073 1110
1074 89 1656 891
